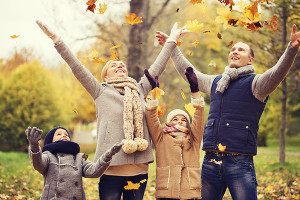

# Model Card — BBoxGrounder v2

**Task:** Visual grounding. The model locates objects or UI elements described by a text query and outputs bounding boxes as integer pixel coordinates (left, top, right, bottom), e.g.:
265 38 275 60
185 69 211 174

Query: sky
0 0 129 67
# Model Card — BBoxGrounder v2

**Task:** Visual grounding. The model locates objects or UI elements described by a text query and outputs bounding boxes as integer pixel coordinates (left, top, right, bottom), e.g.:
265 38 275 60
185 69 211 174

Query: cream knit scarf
107 77 148 154
216 65 255 94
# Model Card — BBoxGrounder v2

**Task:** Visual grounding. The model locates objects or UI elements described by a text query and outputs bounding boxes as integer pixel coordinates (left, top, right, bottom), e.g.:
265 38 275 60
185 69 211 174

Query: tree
0 61 70 151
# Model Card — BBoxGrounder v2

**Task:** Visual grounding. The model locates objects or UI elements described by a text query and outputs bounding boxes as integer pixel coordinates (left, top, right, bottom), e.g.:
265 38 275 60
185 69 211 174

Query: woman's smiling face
104 61 128 81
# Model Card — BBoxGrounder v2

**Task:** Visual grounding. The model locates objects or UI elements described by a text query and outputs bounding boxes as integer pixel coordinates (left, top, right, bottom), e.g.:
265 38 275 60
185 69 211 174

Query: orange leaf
192 40 199 47
86 0 97 13
110 51 120 61
157 105 166 118
176 40 182 46
110 44 123 50
150 87 165 100
10 35 19 39
125 13 143 25
268 15 279 32
190 0 202 5
203 30 210 33
98 3 107 14
218 143 226 152
93 57 107 63
181 89 186 100
227 40 233 47
124 181 140 190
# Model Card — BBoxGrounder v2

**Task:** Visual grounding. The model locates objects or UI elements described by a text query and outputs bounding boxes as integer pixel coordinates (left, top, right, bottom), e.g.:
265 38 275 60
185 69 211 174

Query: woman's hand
155 31 169 47
36 20 60 43
166 22 190 44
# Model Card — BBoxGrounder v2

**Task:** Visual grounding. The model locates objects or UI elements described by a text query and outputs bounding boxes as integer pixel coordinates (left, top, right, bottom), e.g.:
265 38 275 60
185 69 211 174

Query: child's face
52 129 70 142
170 115 188 128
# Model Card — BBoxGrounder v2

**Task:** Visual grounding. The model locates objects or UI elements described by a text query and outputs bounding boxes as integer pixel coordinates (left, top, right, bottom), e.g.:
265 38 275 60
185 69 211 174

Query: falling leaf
157 105 166 118
138 40 142 45
203 30 210 33
176 40 182 46
215 6 238 29
98 3 107 14
90 49 99 58
192 40 199 47
236 0 247 11
110 44 123 50
238 1 262 31
10 35 19 39
209 159 223 165
125 13 143 25
124 181 140 190
268 15 279 32
109 51 120 61
190 0 202 4
227 40 233 47
176 8 180 12
217 32 222 39
186 20 203 32
217 0 235 6
150 87 165 100
86 0 97 13
181 89 186 100
185 103 196 117
82 154 88 161
218 143 226 152
93 57 108 63
208 60 216 68
73 109 78 114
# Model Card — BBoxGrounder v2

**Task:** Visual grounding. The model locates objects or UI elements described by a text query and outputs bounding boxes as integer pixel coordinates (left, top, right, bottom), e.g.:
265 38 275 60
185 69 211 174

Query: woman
36 20 189 200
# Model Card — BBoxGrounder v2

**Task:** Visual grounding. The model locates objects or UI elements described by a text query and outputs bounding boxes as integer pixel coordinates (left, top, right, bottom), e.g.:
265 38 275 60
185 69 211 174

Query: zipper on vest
216 94 224 148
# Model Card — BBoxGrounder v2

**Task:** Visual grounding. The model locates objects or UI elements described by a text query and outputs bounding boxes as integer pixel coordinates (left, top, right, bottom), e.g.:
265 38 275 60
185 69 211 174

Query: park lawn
0 147 299 200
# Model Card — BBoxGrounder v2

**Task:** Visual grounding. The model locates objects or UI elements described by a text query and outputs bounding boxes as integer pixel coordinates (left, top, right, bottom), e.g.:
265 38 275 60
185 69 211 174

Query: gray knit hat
166 109 190 124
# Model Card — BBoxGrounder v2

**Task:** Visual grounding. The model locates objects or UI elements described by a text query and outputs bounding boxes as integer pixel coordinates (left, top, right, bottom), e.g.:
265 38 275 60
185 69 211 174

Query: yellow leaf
181 89 186 100
90 49 99 58
110 51 120 61
190 0 202 4
10 35 19 39
124 181 140 190
98 3 107 14
93 57 107 63
125 13 143 25
186 20 203 32
192 40 199 47
150 87 165 100
110 44 123 50
218 143 226 152
185 103 196 117
236 0 247 11
157 105 166 118
140 179 147 183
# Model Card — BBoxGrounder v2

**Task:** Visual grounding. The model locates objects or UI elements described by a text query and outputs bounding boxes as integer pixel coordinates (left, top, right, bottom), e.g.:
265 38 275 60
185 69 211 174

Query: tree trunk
279 3 288 164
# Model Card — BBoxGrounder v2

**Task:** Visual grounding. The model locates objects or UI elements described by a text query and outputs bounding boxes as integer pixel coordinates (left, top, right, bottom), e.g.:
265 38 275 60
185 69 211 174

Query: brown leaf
217 32 222 39
268 15 279 32
227 40 233 47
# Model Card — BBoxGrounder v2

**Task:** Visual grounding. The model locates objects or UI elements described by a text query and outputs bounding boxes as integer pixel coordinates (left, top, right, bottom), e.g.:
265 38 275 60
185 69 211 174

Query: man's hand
291 24 300 48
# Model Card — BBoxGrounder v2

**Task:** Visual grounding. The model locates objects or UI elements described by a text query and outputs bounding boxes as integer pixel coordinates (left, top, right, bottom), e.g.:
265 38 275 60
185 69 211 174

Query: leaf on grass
208 60 216 68
10 35 19 39
124 181 140 190
110 44 123 50
190 0 202 4
86 0 97 13
185 103 196 117
217 32 222 39
218 143 226 152
192 40 199 47
181 89 186 100
268 15 279 32
186 20 203 32
125 13 143 25
150 87 165 100
157 105 166 118
98 3 107 14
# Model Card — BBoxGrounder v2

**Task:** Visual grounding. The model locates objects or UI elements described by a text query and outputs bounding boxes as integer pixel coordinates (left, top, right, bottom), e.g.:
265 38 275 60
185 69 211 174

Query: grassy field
0 145 299 200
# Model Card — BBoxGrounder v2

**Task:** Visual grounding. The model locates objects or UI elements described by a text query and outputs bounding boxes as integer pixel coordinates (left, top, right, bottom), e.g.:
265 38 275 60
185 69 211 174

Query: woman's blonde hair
101 60 115 82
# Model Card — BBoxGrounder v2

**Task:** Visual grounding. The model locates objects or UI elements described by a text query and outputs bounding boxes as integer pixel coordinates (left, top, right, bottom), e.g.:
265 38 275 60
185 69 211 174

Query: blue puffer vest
202 74 268 155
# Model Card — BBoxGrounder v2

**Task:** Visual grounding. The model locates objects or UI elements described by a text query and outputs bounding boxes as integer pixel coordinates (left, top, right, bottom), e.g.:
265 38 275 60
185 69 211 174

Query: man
156 24 299 199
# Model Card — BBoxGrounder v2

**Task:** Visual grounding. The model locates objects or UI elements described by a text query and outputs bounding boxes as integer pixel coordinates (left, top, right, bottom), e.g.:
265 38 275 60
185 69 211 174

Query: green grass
0 146 299 200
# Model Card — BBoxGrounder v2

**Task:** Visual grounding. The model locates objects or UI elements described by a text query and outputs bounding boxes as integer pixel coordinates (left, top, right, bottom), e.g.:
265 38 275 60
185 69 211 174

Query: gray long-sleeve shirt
53 40 177 167
171 42 299 102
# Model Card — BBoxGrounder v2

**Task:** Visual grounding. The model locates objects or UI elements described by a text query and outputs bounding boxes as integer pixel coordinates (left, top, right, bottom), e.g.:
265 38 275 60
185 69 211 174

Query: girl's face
104 61 128 81
52 129 70 142
170 114 188 128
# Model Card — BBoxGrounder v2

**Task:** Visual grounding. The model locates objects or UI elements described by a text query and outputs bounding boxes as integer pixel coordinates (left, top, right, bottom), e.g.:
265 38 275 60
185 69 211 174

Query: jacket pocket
187 167 201 189
222 119 250 148
156 166 170 190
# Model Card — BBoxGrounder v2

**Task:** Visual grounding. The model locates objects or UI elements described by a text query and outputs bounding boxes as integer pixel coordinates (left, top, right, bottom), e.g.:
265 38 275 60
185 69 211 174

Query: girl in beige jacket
145 67 205 200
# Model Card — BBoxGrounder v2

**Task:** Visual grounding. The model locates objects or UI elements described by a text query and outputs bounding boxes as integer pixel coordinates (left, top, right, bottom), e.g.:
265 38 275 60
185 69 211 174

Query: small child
25 126 122 200
144 67 205 200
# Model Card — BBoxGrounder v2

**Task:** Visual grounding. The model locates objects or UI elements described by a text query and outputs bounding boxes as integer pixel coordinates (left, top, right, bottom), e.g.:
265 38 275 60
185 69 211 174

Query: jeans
99 174 148 200
201 152 257 200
